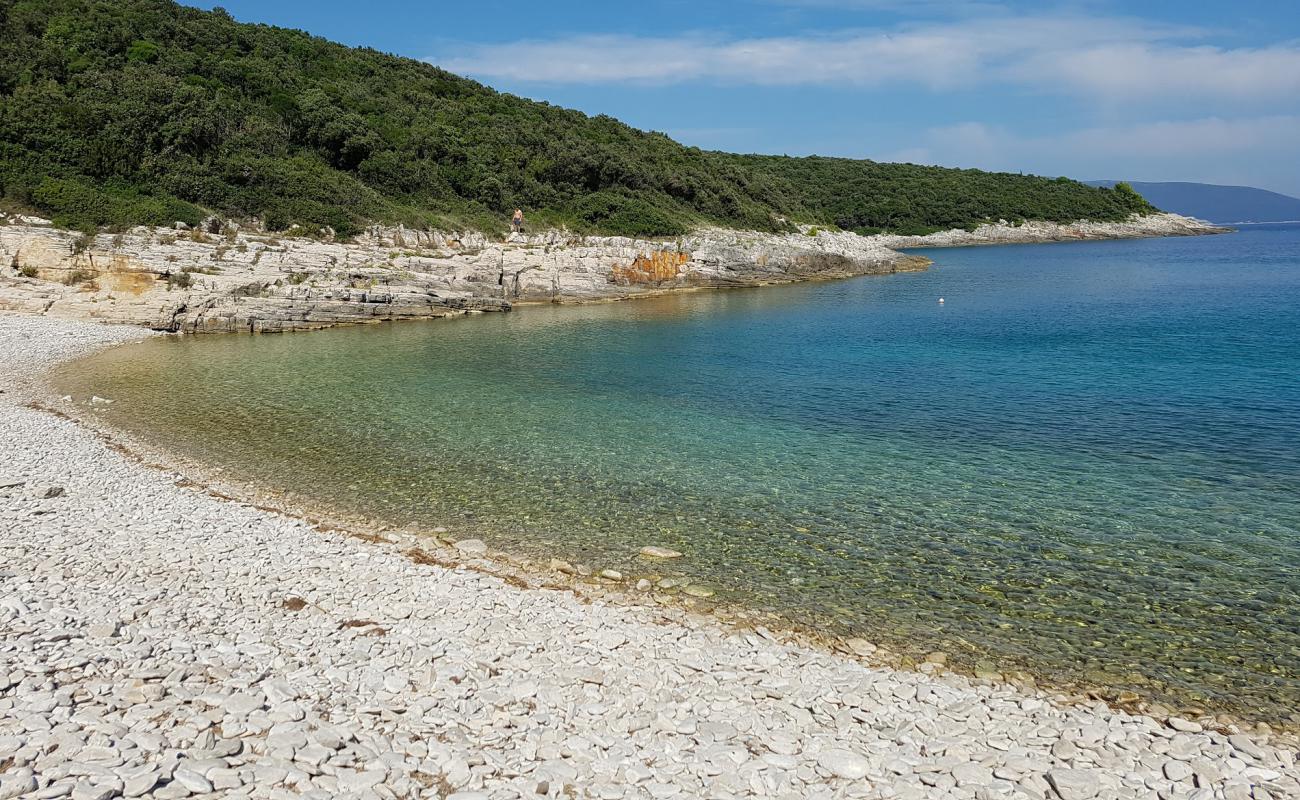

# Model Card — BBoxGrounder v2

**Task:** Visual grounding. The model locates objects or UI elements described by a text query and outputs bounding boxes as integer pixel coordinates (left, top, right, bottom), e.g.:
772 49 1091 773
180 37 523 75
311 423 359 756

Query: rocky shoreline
0 213 1223 334
2 313 1297 800
874 213 1226 249
0 218 924 334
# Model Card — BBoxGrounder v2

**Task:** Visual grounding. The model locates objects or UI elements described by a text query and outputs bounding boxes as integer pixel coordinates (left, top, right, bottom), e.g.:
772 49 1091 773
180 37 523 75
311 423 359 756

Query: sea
56 222 1300 722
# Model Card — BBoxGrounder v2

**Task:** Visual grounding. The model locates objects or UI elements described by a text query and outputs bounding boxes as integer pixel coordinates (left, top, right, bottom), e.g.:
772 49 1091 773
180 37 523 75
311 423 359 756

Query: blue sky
191 1 1300 196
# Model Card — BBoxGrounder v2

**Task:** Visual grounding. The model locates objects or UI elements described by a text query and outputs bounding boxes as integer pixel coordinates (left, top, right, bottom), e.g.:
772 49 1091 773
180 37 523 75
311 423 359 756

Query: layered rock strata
0 219 926 333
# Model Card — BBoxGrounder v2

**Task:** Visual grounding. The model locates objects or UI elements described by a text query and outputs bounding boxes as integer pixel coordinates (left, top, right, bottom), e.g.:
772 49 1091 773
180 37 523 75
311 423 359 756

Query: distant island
0 0 1155 239
1086 181 1300 224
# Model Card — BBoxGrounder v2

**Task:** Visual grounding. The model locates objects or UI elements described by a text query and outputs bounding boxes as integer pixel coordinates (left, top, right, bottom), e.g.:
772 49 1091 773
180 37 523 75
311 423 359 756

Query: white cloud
430 12 1300 193
1020 43 1300 101
438 31 985 89
432 15 1300 103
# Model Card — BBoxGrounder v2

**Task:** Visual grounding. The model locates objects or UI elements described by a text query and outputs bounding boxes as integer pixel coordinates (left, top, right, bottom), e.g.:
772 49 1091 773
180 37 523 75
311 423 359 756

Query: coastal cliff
0 212 1222 334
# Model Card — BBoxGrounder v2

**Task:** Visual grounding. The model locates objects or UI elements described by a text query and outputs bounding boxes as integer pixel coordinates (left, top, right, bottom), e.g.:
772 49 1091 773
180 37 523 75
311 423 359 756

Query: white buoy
938 297 945 304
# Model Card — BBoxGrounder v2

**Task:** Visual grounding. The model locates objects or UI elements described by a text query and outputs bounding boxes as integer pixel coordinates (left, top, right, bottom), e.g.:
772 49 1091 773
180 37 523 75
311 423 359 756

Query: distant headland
1086 181 1300 224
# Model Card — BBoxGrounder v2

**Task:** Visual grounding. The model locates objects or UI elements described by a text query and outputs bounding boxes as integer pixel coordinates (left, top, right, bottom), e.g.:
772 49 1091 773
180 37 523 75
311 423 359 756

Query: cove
57 224 1300 722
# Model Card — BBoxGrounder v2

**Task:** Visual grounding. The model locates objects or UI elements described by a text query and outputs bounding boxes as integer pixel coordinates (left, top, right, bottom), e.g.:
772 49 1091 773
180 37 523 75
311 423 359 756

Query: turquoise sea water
58 225 1300 720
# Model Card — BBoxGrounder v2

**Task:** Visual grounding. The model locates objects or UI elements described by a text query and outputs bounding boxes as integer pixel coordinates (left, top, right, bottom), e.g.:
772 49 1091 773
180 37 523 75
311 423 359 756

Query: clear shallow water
58 225 1300 720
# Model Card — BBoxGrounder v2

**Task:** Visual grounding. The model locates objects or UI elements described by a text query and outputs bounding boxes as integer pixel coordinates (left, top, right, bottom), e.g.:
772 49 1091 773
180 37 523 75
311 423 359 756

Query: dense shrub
31 177 204 232
720 156 1155 234
566 192 690 238
0 0 1157 238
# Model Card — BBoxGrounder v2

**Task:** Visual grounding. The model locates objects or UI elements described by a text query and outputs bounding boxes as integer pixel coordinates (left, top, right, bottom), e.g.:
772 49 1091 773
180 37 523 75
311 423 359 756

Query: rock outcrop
875 213 1227 249
0 212 1222 334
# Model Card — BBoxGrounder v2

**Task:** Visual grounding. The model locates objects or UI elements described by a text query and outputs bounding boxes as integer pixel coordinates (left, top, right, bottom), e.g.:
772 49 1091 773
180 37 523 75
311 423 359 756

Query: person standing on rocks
511 208 525 235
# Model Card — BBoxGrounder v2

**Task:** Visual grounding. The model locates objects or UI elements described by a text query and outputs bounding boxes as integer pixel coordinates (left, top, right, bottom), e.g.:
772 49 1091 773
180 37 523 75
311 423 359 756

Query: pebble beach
2 313 1298 800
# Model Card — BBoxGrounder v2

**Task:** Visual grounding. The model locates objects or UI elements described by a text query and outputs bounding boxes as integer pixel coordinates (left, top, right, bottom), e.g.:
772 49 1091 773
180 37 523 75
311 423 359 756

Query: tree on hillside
0 0 1157 238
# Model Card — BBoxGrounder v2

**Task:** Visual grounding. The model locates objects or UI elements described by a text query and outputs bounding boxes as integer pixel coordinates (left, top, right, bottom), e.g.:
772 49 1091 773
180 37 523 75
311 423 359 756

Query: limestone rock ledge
0 212 1223 334
0 219 924 333
874 213 1229 249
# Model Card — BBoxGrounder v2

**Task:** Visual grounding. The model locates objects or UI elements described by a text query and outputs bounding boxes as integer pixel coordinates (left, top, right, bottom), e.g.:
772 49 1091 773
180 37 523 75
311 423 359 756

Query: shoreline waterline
45 223 1300 730
19 386 1165 715
28 300 1300 737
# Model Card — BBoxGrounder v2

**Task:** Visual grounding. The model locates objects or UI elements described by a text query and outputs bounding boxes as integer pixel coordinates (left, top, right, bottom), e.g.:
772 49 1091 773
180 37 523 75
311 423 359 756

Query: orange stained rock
108 268 157 296
610 250 689 285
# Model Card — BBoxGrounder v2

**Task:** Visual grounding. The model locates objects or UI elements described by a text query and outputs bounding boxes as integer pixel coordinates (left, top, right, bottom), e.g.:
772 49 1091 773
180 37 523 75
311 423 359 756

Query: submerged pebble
452 538 487 555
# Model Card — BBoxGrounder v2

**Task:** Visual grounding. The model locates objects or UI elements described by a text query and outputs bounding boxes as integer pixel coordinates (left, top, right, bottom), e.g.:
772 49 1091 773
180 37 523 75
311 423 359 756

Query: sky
189 1 1300 196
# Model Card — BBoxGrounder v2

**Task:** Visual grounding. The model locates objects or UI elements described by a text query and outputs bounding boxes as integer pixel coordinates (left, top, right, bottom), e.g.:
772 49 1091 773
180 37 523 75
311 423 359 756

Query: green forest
0 0 1156 238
